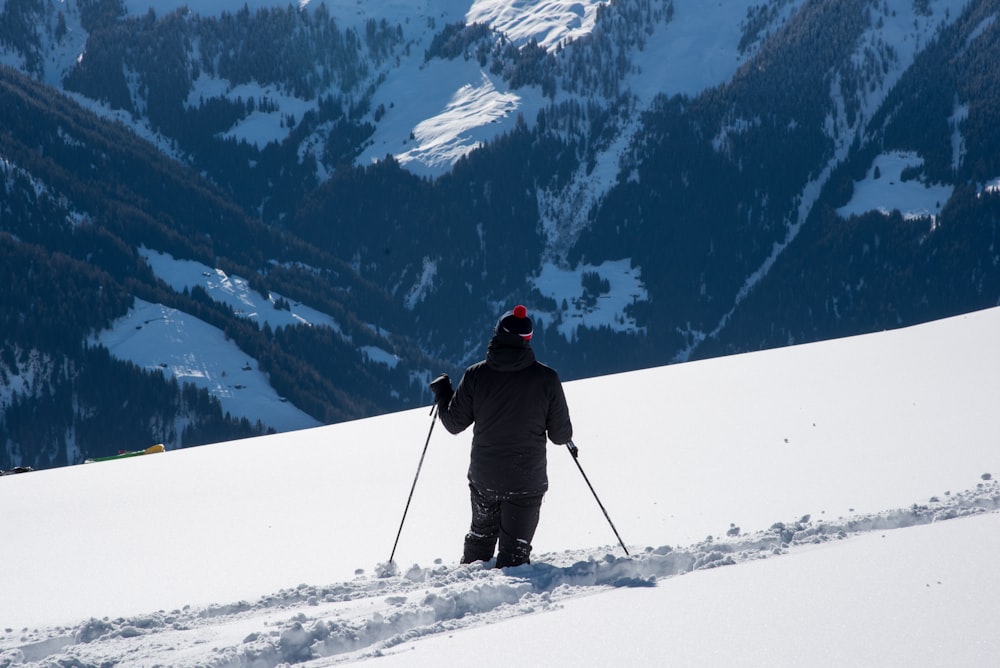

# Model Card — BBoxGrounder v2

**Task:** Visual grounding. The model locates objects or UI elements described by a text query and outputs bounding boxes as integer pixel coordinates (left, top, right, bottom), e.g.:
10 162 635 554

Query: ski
84 444 165 463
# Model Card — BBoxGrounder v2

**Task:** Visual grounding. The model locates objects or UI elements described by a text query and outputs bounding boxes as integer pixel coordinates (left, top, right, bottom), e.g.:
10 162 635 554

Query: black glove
429 373 453 404
565 440 579 459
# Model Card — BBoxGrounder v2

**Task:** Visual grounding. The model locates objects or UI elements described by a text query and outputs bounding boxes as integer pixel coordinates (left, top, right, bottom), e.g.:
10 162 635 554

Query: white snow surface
3 307 1000 666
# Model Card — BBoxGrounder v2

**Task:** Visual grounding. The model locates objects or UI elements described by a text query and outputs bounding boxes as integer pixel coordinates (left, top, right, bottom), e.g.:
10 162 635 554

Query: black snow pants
462 483 543 568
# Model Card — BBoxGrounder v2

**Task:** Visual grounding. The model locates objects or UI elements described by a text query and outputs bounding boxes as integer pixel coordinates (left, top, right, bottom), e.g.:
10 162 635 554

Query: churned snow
4 306 999 666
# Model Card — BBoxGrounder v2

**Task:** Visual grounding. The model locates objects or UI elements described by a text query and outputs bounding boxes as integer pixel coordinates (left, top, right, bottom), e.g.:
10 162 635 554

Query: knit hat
495 304 533 341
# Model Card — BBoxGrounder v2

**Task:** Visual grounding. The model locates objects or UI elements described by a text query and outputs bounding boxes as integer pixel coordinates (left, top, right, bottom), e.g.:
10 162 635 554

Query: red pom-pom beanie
495 304 533 340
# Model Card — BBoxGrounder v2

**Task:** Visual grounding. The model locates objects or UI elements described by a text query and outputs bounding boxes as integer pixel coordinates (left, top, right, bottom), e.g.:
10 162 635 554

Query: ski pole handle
566 439 579 459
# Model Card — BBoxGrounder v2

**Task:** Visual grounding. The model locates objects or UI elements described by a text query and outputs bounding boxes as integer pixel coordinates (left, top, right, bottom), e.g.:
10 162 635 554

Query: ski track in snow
4 479 997 667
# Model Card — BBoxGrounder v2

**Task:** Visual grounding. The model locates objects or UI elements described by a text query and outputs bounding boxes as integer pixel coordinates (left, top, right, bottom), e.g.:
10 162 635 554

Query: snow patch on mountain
140 248 341 333
359 55 547 178
530 258 647 341
94 299 320 433
361 345 401 369
836 151 953 222
403 257 439 310
466 0 606 50
394 70 530 174
183 75 318 150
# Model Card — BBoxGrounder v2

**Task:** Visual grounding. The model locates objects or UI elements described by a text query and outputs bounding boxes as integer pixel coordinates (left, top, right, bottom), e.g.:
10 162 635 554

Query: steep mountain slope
578 0 1000 364
693 0 1000 357
2 0 999 469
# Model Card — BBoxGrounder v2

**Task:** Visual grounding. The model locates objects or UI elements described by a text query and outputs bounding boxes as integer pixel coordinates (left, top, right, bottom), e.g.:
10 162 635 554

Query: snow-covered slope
94 298 321 433
2 307 998 666
89 248 344 433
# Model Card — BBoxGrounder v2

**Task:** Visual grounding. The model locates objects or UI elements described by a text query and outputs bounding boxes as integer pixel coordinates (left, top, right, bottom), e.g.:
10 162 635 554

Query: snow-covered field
3 306 999 666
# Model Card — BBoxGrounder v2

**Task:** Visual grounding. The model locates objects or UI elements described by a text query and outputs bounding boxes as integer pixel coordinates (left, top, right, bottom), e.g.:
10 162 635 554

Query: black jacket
438 333 573 496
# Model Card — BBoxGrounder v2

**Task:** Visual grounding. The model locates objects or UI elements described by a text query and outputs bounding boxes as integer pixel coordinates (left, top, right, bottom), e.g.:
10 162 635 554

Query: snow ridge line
3 479 996 667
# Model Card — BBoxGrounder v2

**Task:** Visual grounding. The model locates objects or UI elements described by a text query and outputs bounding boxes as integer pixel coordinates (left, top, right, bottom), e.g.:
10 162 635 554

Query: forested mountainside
2 0 999 470
0 64 448 467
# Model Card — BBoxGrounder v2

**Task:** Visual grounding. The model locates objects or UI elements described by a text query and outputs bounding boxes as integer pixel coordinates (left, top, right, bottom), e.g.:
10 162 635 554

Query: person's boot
495 538 531 568
461 531 496 564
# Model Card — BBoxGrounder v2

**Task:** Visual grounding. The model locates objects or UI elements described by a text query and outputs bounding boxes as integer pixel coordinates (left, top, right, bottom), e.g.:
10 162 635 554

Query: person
429 304 573 568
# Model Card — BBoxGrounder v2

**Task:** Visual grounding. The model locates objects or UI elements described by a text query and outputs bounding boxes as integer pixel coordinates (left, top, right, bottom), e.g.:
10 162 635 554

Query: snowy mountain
2 0 1000 470
2 307 999 666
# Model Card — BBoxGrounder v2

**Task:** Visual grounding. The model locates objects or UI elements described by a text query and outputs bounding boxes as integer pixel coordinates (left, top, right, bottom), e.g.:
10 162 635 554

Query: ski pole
389 404 438 564
565 440 630 556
